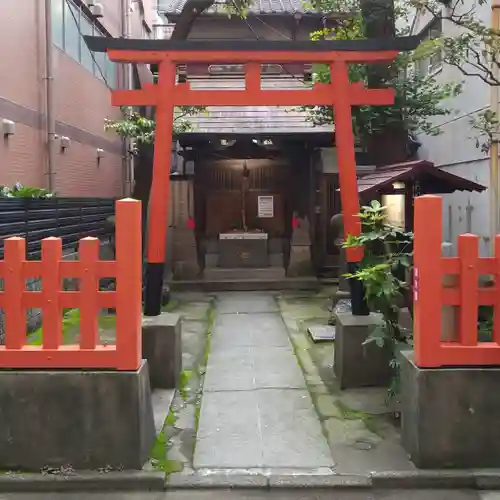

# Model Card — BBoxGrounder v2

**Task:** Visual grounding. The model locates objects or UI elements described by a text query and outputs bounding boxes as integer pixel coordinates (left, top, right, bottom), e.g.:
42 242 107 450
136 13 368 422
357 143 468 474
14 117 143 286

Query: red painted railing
414 195 500 368
0 198 142 370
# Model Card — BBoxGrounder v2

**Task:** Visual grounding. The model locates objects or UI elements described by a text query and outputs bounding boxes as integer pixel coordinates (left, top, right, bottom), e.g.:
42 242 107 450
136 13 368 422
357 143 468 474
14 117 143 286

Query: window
80 15 94 73
418 18 443 76
52 0 64 48
64 1 81 61
53 0 116 88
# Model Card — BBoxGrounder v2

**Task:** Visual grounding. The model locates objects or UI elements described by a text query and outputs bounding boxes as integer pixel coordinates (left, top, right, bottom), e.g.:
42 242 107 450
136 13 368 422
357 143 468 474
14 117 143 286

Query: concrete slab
253 348 306 390
258 389 334 468
203 347 255 392
211 313 290 348
308 324 336 342
194 391 263 469
216 294 279 314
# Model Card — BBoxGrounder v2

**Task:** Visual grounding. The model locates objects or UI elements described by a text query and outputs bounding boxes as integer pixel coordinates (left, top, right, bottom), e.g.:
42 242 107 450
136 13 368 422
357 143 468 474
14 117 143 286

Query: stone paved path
193 292 334 470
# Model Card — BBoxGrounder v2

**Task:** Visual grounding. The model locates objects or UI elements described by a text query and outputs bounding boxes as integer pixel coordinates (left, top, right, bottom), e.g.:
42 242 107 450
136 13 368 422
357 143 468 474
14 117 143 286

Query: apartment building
0 0 160 197
410 4 493 256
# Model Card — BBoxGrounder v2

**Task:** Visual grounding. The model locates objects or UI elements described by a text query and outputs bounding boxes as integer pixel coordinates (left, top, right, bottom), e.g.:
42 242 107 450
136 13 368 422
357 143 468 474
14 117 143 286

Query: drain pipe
121 0 134 195
44 0 56 191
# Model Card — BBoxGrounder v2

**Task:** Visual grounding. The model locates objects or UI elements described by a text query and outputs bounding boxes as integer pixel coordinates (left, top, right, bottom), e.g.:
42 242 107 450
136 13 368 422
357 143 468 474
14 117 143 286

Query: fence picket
79 237 99 350
41 238 63 349
458 234 479 346
4 238 26 349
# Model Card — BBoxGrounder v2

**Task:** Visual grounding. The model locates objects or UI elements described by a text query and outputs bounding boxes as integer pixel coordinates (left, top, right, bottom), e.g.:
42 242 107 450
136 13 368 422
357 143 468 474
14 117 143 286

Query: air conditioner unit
90 3 104 18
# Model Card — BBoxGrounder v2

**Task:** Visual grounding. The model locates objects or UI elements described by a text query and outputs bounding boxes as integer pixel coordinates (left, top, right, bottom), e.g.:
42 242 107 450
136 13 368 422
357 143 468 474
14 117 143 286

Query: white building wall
411 1 494 255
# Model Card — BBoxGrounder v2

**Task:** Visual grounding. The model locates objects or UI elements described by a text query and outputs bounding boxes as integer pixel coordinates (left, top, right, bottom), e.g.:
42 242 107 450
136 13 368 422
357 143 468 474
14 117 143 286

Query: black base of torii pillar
144 263 165 316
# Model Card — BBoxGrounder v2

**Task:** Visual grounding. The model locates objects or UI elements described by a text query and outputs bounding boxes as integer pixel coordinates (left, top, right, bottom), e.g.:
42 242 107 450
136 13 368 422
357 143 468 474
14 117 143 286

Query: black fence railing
0 197 116 259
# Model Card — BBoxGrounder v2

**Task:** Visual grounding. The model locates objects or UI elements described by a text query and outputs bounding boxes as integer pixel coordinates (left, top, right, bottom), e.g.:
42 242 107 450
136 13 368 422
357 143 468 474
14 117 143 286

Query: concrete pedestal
142 313 182 389
400 350 500 469
0 361 155 470
334 312 391 389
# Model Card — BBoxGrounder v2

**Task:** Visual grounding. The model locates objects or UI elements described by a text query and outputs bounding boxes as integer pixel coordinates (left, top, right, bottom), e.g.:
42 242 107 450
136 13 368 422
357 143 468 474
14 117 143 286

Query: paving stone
253 348 306 389
194 391 263 468
203 347 255 392
211 313 290 348
216 293 279 314
258 389 334 468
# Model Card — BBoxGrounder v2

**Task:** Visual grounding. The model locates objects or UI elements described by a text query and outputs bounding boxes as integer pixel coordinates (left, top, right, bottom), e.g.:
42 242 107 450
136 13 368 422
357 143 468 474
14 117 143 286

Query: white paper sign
258 196 274 218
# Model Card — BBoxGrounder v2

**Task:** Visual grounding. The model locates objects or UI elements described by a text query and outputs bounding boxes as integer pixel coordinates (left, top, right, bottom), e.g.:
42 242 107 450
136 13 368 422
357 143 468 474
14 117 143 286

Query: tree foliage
104 106 204 154
301 8 462 145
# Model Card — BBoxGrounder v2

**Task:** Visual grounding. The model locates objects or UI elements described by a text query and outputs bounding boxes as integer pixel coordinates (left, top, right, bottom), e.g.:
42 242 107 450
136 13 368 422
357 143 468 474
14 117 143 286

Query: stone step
203 267 286 281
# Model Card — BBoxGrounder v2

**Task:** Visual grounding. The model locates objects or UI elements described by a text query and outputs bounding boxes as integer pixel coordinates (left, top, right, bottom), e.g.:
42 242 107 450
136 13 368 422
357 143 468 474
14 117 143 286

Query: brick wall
0 0 146 197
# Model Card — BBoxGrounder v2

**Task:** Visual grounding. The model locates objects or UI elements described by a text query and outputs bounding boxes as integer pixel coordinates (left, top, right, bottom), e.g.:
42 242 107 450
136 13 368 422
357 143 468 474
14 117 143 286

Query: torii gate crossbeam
85 36 421 316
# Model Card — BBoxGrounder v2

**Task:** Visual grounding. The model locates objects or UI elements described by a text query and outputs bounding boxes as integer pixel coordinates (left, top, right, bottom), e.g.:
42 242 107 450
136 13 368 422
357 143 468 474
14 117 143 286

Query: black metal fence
0 197 116 259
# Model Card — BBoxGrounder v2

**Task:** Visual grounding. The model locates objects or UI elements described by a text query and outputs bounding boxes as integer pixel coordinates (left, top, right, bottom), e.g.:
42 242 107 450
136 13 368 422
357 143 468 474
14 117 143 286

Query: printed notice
258 196 274 218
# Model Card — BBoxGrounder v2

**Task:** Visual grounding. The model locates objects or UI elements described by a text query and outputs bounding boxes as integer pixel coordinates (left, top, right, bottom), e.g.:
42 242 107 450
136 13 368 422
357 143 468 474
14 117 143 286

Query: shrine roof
159 0 312 15
357 161 486 197
176 75 333 134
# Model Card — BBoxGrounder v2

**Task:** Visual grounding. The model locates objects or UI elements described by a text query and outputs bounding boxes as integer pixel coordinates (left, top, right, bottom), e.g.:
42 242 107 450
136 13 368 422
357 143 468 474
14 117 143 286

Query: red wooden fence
414 195 500 368
0 198 142 370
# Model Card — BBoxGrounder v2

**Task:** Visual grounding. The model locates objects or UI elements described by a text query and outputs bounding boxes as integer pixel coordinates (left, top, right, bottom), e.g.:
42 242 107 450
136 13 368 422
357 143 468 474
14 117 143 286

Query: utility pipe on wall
44 0 56 191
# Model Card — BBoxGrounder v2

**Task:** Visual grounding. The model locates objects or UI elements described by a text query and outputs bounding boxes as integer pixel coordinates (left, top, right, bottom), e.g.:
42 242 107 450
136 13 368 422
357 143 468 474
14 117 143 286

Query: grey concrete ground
0 490 493 500
193 292 333 470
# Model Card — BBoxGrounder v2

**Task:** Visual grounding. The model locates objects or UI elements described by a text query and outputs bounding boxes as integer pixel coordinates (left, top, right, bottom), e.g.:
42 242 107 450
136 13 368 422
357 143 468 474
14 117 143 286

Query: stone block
334 312 391 389
269 253 284 267
0 361 155 471
205 253 218 268
142 313 182 389
268 238 284 254
287 245 314 277
218 237 269 268
400 350 500 469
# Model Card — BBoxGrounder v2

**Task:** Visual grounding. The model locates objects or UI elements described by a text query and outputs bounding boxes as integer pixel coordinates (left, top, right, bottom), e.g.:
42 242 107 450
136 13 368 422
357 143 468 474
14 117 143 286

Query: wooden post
413 195 443 367
115 198 142 370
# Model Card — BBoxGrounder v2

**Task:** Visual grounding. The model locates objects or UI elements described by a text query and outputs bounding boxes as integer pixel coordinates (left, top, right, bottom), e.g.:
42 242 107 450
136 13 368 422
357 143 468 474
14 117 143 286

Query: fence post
457 234 479 346
79 237 100 350
4 238 26 349
41 237 63 349
115 198 142 370
413 195 443 368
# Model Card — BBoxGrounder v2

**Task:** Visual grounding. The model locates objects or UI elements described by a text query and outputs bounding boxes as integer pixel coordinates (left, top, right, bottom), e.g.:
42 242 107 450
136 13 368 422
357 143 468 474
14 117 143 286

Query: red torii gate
85 37 420 316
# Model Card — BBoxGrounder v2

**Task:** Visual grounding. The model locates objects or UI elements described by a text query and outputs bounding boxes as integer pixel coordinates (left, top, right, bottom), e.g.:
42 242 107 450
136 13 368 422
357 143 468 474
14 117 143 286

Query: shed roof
357 160 486 197
159 0 312 15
